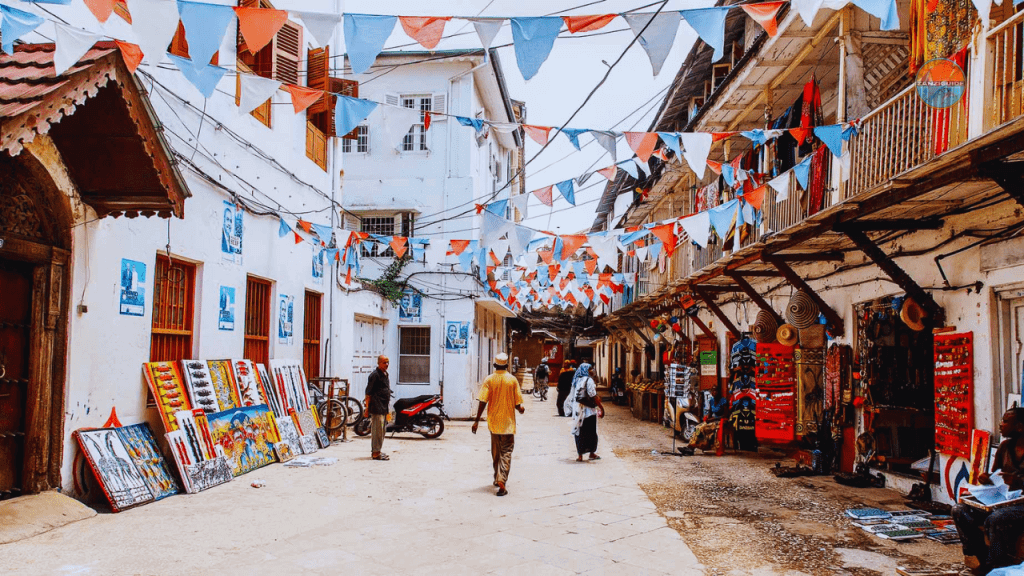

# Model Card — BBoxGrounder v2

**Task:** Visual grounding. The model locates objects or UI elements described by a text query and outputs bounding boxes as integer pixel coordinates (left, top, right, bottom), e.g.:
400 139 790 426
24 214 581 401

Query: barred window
342 126 369 153
401 95 431 152
399 327 431 384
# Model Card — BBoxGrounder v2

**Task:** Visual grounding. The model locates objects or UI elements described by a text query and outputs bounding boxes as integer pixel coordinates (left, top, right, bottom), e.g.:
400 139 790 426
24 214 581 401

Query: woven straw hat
900 298 927 331
786 290 820 329
776 324 798 347
752 309 779 343
798 324 826 348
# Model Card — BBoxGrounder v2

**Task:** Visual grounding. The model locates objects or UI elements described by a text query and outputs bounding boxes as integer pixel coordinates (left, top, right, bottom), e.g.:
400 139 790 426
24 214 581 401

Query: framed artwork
143 362 191 432
315 427 330 449
275 418 302 456
181 360 220 414
207 405 277 477
116 423 180 501
293 409 318 437
166 429 233 494
74 429 154 512
231 359 265 407
207 360 241 411
299 435 318 454
274 442 296 462
255 363 283 417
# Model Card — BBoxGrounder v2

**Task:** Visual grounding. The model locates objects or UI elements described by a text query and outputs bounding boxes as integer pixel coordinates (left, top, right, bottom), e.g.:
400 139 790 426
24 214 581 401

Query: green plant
366 254 413 306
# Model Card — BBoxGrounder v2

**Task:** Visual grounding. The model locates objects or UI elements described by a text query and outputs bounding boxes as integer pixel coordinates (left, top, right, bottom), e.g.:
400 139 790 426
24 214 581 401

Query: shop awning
1 43 189 218
475 297 516 319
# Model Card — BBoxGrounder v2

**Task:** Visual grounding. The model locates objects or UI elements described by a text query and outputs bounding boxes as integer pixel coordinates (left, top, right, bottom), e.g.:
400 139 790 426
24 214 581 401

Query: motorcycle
353 394 448 439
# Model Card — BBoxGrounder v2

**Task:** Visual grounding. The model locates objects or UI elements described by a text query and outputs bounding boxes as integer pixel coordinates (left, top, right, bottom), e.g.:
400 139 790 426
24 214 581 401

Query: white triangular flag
128 0 180 66
678 132 713 180
680 211 710 249
490 122 520 134
510 193 530 220
768 172 791 202
591 130 618 163
239 74 281 115
491 238 511 263
381 104 422 150
469 18 503 53
589 235 618 272
622 12 680 76
424 240 446 269
293 11 342 47
54 24 101 76
792 0 825 26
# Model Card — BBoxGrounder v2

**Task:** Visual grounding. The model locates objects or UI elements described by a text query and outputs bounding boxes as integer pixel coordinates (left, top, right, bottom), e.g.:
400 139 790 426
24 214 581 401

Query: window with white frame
402 95 431 152
399 326 431 384
358 213 417 258
342 125 368 153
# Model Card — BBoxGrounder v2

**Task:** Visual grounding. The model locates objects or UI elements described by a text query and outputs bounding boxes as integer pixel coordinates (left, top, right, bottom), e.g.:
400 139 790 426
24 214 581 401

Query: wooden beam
727 272 784 326
622 317 654 347
835 219 944 232
689 313 715 338
771 251 845 262
693 286 741 338
699 285 745 293
762 255 845 334
732 270 784 277
843 229 946 326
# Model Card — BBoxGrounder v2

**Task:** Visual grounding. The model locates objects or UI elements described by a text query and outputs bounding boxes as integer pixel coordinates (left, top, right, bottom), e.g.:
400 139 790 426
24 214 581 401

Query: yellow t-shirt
477 370 524 435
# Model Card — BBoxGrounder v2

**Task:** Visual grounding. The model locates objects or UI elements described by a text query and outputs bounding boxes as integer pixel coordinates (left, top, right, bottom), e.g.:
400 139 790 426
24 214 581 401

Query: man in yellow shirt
472 353 524 496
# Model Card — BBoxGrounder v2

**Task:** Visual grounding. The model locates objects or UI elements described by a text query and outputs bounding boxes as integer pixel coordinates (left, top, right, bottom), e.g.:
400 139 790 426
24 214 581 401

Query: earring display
934 332 973 459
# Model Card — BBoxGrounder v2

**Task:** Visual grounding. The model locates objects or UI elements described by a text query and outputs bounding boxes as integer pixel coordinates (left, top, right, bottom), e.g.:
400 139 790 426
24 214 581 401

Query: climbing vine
366 253 413 306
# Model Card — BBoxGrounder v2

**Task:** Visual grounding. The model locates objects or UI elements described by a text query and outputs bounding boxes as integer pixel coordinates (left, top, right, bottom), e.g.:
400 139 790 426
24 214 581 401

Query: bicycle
307 378 364 435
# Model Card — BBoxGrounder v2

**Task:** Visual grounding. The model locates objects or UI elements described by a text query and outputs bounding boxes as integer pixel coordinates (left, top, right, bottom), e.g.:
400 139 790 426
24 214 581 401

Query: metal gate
0 259 32 500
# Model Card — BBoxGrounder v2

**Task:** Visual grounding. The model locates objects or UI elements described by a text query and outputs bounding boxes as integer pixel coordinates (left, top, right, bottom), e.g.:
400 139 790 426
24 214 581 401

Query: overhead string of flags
0 0 883 309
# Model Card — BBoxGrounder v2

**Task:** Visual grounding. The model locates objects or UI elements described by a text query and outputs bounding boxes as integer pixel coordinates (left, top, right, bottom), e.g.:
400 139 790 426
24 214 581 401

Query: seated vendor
952 408 1024 575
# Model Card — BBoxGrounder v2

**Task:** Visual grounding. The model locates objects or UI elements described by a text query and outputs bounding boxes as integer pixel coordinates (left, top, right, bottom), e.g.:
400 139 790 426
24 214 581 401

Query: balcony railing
762 153 834 235
844 65 970 199
988 11 1024 131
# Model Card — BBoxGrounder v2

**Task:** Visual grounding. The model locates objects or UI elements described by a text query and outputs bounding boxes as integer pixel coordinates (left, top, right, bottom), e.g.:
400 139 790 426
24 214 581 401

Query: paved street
0 394 703 576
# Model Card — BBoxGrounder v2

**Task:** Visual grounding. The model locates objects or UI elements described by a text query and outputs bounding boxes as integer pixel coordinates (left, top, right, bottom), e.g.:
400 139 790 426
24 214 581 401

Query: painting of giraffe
116 423 180 501
75 428 154 512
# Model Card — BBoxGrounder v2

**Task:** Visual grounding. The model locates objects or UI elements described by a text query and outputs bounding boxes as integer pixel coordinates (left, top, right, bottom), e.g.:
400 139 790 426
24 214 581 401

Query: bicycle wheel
340 396 364 427
318 399 347 435
353 417 371 437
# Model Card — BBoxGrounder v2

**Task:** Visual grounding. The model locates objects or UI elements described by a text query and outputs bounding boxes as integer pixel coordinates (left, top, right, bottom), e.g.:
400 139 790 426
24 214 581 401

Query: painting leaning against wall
207 405 277 477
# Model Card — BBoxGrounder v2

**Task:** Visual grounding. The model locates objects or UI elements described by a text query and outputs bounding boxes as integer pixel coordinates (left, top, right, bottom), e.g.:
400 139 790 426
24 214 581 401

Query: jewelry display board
934 331 973 459
755 343 796 443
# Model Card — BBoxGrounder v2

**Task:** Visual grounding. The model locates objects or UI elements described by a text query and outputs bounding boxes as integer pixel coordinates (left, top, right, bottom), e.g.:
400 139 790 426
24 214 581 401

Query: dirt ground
599 400 965 576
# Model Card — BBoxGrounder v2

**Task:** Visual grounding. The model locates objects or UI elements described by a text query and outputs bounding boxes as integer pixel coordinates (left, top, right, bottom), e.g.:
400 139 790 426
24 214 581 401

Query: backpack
536 364 549 379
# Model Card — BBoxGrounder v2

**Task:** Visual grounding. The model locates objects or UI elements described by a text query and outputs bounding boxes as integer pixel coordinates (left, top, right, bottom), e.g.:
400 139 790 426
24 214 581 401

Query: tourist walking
535 359 550 401
364 355 392 461
472 353 525 496
555 360 575 416
565 363 604 461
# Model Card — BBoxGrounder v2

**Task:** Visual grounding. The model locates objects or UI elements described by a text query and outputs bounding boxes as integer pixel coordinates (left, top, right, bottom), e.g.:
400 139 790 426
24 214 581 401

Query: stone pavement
0 394 704 575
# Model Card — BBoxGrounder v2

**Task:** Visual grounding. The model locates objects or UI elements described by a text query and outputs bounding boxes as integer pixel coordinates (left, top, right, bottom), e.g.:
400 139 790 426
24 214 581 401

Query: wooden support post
693 286 741 338
843 229 946 325
727 272 784 326
623 317 655 348
689 313 715 338
763 255 845 334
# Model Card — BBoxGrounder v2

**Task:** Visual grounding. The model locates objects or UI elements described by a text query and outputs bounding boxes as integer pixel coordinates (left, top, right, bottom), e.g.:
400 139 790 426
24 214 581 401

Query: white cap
494 353 509 367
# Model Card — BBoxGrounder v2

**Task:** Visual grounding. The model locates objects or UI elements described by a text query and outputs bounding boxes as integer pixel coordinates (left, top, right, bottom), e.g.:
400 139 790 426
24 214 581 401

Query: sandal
589 454 601 460
372 453 390 460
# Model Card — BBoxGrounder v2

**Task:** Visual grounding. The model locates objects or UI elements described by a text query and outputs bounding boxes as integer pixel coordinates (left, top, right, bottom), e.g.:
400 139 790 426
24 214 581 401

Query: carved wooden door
0 259 33 499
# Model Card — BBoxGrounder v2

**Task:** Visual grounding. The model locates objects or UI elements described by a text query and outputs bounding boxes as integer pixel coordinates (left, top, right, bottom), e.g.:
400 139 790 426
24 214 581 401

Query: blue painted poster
278 294 294 344
399 289 421 322
221 201 243 263
219 286 235 331
119 258 146 316
312 248 324 284
445 321 469 353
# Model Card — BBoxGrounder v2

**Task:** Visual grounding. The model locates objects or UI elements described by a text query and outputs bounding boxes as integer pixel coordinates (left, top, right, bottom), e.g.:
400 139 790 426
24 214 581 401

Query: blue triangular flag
509 17 563 81
616 160 639 180
167 54 227 98
679 7 730 62
814 125 844 157
572 261 586 278
721 163 736 187
1 5 45 54
619 229 650 246
335 95 378 137
484 199 509 217
657 132 681 158
311 223 334 242
851 0 900 31
344 14 397 75
177 1 235 68
553 237 565 264
278 218 291 238
842 123 859 141
562 128 588 150
741 129 767 146
455 116 485 132
793 155 813 190
324 248 339 264
708 199 739 238
648 242 663 262
555 180 575 206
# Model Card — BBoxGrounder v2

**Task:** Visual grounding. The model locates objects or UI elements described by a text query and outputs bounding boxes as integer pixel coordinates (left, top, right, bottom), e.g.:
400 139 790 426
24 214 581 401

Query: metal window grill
399 326 431 383
244 276 271 367
360 216 396 257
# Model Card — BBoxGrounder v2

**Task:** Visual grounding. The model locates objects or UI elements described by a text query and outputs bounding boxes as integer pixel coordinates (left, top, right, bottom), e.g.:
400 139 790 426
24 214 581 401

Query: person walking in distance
566 363 604 462
364 355 391 461
472 353 524 497
556 360 575 416
535 359 550 402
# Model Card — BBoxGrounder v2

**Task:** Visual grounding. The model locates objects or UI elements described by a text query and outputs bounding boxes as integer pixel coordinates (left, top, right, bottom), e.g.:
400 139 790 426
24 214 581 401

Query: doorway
0 260 33 499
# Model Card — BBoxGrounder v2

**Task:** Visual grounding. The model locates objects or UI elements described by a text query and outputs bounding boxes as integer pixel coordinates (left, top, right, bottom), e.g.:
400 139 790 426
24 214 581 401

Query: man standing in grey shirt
364 355 391 461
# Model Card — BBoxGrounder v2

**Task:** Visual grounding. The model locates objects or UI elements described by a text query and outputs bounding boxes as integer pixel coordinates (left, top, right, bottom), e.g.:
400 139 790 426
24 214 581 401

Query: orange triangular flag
115 41 143 74
706 160 722 175
284 85 324 114
84 0 115 23
345 266 353 284
711 132 735 143
537 248 554 265
489 250 501 267
297 219 312 233
743 185 766 210
475 203 485 214
560 235 587 260
562 14 617 33
600 293 610 305
789 127 811 145
447 239 471 256
233 7 288 54
651 223 677 257
585 258 598 275
549 264 560 278
523 125 552 146
652 147 669 161
597 165 617 181
390 237 408 259
559 277 570 291
424 111 431 131
598 273 612 288
533 185 554 207
399 16 451 50
102 407 123 428
294 231 303 244
624 132 659 163
565 293 578 306
584 285 595 300
742 2 785 37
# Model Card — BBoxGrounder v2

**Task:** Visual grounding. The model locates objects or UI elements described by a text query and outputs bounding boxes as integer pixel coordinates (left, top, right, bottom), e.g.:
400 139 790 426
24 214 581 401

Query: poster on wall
399 289 421 322
118 258 146 316
445 321 469 353
312 248 324 285
221 201 243 263
278 294 294 345
218 286 235 331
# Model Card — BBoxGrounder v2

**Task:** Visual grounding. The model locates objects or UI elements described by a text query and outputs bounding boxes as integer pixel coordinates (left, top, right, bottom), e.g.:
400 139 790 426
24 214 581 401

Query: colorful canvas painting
274 442 296 462
276 418 302 456
207 359 241 411
143 361 191 432
75 429 154 512
255 363 283 417
287 364 310 409
181 359 220 414
231 359 265 407
299 435 318 454
116 423 180 500
269 359 308 412
294 409 318 437
165 429 233 494
207 405 277 477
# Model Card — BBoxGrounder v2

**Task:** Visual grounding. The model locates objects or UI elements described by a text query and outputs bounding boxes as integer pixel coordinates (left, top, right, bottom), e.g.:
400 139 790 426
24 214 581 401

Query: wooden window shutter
306 47 331 115
431 93 447 119
273 20 302 85
385 93 400 107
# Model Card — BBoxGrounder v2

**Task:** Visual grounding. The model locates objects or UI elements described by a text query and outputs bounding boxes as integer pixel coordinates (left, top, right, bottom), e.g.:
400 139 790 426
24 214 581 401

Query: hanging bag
578 378 597 408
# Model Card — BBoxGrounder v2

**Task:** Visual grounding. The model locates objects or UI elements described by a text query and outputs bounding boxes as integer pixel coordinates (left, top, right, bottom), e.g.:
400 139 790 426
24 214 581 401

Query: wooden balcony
989 10 1024 131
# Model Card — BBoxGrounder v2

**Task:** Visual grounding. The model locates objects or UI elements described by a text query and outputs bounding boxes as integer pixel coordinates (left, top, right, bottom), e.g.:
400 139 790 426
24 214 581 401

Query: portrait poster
445 321 469 354
398 289 422 322
312 248 324 285
218 286 235 331
278 294 294 344
118 258 146 316
220 201 243 263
